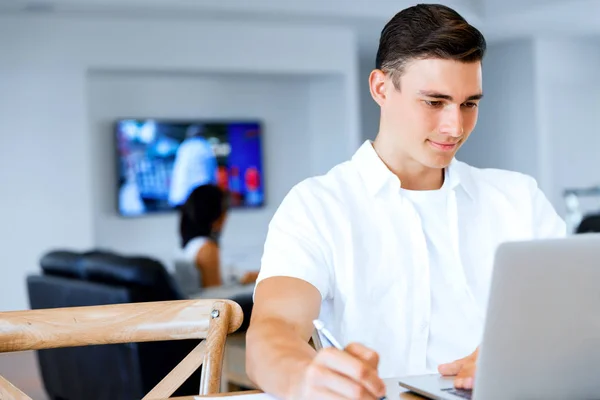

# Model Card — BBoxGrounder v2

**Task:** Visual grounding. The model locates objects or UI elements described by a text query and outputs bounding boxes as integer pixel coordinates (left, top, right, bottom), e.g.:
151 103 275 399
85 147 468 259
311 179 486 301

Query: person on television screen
168 125 219 207
175 184 259 289
119 163 146 216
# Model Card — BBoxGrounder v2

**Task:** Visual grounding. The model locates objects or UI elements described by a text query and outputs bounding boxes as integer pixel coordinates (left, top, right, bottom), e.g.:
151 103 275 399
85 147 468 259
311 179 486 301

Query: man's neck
372 139 444 191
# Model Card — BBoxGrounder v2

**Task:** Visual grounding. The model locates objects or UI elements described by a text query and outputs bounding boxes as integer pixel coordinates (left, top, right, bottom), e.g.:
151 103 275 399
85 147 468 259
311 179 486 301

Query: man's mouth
427 140 458 151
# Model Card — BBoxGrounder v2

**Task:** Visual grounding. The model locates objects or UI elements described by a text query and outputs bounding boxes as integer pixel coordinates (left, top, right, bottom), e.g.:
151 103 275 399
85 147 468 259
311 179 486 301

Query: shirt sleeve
256 181 333 301
529 178 567 239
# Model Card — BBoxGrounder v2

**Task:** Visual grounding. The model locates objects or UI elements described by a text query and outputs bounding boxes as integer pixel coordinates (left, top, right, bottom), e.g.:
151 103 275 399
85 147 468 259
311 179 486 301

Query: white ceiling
2 0 599 56
480 0 569 14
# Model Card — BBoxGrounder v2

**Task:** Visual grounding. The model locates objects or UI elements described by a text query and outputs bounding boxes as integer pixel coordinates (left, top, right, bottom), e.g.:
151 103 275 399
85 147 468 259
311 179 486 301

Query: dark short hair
375 3 486 88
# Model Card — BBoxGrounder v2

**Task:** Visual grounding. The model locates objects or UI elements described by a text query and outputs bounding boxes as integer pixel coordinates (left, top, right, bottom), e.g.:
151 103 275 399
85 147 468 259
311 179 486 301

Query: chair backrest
0 299 243 400
27 274 150 400
30 249 192 399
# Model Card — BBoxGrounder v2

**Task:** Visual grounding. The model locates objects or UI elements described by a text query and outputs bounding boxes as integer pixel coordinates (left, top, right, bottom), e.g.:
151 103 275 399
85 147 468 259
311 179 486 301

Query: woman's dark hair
179 184 228 248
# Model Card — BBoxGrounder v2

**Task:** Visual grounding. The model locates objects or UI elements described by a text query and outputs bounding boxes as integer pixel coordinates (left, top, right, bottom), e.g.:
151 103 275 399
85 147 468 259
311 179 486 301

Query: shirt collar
351 140 474 198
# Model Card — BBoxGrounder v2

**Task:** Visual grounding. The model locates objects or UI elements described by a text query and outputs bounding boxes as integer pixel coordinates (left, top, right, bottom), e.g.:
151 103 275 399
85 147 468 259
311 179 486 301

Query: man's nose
440 106 464 137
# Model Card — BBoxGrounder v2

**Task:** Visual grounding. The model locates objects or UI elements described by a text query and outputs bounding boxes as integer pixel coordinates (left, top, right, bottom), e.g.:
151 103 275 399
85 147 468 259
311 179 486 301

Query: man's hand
438 348 479 390
246 278 385 400
290 343 386 400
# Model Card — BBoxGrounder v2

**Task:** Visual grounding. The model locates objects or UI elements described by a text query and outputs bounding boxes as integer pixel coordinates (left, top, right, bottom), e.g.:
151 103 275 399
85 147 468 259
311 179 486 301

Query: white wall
0 14 360 311
359 52 381 142
0 30 95 313
535 38 600 215
459 39 539 179
457 37 600 222
308 76 355 175
88 71 328 270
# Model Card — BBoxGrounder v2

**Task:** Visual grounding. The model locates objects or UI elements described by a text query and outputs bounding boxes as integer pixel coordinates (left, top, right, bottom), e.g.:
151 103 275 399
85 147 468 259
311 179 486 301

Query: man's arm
195 241 222 288
246 277 320 397
246 276 386 400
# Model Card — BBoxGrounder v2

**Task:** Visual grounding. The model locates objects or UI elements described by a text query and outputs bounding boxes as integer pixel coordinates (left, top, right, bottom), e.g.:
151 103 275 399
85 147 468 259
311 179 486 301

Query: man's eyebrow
418 91 453 101
466 93 484 101
418 90 484 102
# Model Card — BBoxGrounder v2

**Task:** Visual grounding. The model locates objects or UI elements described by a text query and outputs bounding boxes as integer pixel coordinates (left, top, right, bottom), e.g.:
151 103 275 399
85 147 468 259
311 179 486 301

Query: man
246 4 566 399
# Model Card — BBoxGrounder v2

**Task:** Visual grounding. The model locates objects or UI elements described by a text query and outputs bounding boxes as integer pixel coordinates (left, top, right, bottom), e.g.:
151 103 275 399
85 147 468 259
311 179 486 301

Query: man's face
371 58 483 169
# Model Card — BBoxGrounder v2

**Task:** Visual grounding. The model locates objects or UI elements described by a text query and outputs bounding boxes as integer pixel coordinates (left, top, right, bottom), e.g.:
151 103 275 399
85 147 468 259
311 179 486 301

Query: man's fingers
437 359 464 376
456 363 476 379
317 348 386 398
438 348 478 376
439 348 480 390
345 343 380 369
454 363 476 389
308 364 377 400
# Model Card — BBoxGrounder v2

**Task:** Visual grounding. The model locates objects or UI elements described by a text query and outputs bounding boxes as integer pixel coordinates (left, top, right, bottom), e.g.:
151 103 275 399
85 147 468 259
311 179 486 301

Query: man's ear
369 69 389 107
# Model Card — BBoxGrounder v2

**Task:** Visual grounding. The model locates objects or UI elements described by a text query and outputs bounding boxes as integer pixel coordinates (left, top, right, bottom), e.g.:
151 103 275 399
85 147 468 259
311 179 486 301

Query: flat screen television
115 119 264 217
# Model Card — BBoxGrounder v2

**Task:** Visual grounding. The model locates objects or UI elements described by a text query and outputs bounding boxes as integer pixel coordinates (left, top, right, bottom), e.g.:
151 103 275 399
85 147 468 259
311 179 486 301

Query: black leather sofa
26 249 202 400
576 214 600 234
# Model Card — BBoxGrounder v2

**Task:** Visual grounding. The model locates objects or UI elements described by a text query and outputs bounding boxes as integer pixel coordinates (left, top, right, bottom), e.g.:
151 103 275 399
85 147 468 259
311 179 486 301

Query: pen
313 319 387 400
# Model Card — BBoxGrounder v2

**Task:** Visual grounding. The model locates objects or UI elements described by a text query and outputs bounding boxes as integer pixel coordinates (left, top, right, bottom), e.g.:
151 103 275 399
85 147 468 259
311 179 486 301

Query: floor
0 351 49 399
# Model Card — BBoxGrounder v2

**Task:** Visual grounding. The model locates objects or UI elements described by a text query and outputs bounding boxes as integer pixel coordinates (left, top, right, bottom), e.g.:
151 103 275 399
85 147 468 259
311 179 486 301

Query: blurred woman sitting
177 184 259 289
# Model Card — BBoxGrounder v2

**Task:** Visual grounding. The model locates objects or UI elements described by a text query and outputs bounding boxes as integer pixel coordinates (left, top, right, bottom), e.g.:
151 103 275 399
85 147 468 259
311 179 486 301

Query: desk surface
171 377 425 399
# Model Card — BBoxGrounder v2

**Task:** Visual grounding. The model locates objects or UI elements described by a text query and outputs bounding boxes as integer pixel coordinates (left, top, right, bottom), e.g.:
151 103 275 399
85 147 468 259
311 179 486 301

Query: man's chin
423 154 454 169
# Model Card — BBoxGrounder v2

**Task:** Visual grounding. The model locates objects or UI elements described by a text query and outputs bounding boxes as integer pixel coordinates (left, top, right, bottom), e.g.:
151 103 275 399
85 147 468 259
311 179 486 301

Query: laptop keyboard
441 387 473 399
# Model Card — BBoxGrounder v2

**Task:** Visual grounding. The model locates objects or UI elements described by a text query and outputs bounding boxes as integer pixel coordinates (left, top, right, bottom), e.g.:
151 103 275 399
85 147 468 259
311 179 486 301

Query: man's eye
463 102 478 109
424 100 442 107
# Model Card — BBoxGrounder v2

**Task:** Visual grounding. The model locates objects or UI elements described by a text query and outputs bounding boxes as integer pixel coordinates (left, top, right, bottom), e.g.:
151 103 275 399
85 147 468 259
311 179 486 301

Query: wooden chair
0 299 243 400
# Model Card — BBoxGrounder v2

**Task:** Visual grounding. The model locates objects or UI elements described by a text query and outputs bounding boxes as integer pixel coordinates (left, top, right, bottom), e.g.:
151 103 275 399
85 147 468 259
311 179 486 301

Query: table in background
188 283 255 300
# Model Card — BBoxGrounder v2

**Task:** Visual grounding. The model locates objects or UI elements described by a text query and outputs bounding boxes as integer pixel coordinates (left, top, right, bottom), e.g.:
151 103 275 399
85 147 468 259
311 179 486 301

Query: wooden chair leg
0 375 32 400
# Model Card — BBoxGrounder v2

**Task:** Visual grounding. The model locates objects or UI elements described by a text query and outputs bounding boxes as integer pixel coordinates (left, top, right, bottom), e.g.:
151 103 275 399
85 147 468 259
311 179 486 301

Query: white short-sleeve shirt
256 140 566 378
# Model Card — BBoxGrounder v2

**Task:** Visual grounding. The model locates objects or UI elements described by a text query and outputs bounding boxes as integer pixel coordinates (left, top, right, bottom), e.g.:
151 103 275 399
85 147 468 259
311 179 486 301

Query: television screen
115 119 264 217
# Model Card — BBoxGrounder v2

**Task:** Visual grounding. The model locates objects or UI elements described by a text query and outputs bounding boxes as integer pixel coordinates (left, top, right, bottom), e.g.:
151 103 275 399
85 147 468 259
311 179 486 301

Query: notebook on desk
195 393 275 399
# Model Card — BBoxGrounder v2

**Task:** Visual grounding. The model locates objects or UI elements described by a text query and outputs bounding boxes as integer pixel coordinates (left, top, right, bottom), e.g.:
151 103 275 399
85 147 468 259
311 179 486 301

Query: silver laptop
398 234 600 400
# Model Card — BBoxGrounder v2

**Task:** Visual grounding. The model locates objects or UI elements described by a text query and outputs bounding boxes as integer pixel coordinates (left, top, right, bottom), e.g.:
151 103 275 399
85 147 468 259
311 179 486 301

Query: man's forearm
246 318 316 399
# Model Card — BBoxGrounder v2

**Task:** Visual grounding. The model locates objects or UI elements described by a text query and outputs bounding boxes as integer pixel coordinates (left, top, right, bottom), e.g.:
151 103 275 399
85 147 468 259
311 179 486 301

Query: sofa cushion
40 251 86 279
